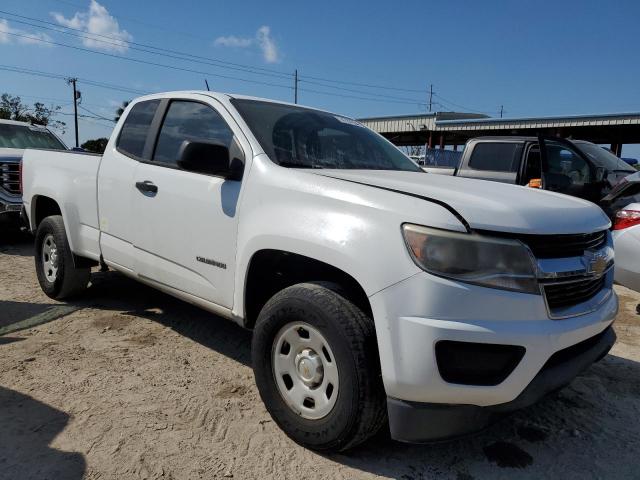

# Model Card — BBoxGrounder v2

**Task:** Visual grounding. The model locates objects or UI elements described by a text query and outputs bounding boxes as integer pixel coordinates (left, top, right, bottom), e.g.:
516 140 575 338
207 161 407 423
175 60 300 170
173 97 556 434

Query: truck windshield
0 124 67 150
232 99 421 171
576 142 635 173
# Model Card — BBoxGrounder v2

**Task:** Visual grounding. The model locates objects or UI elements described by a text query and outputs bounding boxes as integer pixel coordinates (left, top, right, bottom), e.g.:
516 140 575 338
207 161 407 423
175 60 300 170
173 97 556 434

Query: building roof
358 111 640 146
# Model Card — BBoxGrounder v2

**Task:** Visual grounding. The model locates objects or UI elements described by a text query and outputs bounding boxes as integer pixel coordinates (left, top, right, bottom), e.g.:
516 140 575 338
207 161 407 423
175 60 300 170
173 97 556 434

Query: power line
1 10 500 111
79 105 113 123
0 28 295 91
0 11 293 80
298 78 425 104
0 64 148 95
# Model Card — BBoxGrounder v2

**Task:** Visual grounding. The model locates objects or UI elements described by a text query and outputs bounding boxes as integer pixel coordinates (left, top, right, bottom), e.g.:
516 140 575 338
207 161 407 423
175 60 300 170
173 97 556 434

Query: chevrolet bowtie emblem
584 250 608 277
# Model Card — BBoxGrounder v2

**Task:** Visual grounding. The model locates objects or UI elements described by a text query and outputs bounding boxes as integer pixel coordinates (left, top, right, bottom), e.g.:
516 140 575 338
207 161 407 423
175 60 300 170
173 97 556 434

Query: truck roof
470 136 595 145
132 90 341 117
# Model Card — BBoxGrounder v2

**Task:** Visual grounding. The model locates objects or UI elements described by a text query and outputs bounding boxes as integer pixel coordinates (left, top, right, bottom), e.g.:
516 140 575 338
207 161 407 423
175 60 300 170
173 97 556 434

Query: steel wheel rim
42 234 59 283
272 322 339 420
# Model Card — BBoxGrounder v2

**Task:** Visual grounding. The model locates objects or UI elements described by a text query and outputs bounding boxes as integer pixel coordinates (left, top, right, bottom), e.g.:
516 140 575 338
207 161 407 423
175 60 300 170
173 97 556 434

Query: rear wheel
252 282 387 451
35 215 90 299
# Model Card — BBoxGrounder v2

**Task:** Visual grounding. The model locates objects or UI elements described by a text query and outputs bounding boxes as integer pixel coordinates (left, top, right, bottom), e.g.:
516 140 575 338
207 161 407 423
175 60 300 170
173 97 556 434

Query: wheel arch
242 248 373 329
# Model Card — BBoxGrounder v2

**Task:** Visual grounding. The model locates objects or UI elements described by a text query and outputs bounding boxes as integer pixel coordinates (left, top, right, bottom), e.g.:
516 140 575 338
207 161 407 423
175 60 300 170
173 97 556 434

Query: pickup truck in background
21 91 617 451
425 136 638 216
0 119 68 222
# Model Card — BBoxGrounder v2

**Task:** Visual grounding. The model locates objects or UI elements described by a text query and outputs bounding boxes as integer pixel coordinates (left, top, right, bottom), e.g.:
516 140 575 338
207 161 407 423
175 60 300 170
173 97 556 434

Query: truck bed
22 149 103 261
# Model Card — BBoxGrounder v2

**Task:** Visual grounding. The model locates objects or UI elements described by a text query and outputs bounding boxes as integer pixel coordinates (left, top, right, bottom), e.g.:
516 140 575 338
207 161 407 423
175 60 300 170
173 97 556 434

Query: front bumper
387 326 616 442
369 270 618 441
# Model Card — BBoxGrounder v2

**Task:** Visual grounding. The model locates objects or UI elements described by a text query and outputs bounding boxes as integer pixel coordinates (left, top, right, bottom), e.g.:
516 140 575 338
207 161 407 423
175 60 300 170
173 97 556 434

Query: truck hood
0 148 24 162
310 169 611 235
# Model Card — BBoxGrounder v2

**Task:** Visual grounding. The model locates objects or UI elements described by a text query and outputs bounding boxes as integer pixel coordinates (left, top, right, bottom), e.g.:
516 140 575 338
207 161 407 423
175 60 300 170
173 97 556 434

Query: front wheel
35 215 90 300
252 282 387 451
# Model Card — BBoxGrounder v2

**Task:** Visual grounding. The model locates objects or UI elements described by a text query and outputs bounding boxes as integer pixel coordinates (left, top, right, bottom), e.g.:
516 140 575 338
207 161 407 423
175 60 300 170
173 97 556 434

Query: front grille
0 162 20 195
543 275 606 310
487 230 607 258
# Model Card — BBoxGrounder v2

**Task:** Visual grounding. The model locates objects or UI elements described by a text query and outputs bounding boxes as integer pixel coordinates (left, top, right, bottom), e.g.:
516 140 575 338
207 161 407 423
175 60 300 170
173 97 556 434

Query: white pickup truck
21 91 618 451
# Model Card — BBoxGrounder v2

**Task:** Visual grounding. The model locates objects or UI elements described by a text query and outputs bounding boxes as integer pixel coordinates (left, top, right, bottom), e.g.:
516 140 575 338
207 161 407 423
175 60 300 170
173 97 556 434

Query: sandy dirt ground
1 225 639 480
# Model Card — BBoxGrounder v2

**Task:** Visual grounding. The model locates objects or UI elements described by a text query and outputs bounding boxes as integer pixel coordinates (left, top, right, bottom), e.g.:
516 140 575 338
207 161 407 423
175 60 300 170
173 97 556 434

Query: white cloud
213 25 280 64
256 26 279 64
0 19 53 46
52 0 132 53
214 35 253 48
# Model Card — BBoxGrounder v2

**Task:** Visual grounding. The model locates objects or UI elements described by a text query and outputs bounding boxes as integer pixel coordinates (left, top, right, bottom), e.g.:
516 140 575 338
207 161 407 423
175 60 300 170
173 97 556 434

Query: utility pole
500 105 504 118
67 77 80 148
294 69 299 104
428 84 433 113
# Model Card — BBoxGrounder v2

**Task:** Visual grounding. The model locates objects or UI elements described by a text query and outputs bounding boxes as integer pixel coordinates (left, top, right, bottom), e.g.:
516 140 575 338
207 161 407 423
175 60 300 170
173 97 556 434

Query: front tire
35 215 90 300
252 282 386 451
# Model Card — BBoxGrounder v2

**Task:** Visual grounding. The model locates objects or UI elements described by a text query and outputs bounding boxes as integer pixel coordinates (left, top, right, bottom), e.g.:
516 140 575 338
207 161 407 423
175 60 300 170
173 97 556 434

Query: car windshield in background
232 99 421 172
576 142 635 173
0 124 67 150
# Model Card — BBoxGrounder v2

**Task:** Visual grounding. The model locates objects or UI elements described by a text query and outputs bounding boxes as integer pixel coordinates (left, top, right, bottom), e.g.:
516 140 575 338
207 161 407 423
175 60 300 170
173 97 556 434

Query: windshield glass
232 99 421 171
576 142 634 172
0 124 67 150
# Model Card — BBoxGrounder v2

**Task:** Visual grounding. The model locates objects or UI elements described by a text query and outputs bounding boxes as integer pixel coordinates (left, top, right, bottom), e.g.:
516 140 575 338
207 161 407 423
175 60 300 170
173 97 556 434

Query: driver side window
153 100 234 167
545 143 591 185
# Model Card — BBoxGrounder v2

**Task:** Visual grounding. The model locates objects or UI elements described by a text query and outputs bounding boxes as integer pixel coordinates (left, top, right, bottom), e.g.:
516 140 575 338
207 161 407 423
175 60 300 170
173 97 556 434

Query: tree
81 137 109 154
114 100 130 123
0 94 66 132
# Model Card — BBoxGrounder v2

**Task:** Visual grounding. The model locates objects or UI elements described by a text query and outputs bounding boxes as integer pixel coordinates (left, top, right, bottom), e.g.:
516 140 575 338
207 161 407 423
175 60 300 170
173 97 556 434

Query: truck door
97 99 161 273
131 96 247 308
538 137 600 202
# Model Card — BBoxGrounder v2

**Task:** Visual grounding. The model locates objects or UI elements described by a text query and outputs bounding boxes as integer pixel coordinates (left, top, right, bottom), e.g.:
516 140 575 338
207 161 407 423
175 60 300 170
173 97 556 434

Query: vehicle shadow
0 220 32 256
0 301 60 328
0 386 86 480
327 353 640 479
81 270 252 367
26 269 640 478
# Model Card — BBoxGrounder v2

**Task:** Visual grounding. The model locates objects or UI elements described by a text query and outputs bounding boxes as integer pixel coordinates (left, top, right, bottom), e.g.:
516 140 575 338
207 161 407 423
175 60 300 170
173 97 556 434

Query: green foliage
114 100 131 123
0 93 66 133
81 137 109 153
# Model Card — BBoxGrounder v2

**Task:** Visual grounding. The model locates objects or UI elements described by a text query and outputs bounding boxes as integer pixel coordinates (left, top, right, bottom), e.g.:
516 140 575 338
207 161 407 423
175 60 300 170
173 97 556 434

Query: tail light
18 160 23 194
527 178 542 188
613 209 640 230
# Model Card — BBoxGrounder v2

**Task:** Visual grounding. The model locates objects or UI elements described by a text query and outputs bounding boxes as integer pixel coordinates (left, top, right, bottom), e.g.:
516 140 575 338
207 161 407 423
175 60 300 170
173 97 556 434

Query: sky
1 0 640 155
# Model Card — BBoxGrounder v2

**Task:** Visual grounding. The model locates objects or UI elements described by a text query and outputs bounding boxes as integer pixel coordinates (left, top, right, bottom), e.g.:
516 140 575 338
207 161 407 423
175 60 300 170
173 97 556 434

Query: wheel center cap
295 349 323 385
50 248 58 267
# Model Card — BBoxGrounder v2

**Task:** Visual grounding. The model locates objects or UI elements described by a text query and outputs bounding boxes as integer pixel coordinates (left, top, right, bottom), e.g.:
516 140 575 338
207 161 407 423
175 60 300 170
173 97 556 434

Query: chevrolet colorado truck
0 119 68 221
21 91 618 451
425 136 638 217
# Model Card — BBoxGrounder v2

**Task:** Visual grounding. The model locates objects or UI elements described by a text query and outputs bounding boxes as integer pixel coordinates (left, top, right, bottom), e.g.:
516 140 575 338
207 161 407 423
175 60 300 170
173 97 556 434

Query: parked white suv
21 91 617 451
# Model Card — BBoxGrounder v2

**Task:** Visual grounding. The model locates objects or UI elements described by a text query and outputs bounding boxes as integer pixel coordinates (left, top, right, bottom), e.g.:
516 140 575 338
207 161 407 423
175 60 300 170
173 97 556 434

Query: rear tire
35 215 90 300
252 282 387 452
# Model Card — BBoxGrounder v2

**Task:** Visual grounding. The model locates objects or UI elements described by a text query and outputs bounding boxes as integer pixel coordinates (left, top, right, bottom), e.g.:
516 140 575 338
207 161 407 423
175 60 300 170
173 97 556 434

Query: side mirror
177 138 244 180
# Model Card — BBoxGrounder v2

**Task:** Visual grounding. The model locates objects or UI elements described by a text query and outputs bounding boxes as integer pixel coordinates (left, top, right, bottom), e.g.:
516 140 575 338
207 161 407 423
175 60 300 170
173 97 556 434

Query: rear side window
116 100 160 159
468 143 522 172
153 101 233 166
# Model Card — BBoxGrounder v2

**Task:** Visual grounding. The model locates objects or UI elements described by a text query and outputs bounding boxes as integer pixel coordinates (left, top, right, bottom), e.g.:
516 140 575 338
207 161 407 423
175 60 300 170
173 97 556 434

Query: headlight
402 224 539 294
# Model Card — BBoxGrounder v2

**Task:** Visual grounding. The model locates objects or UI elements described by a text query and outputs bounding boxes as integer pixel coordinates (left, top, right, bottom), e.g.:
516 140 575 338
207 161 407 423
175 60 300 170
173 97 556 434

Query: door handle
135 180 158 195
